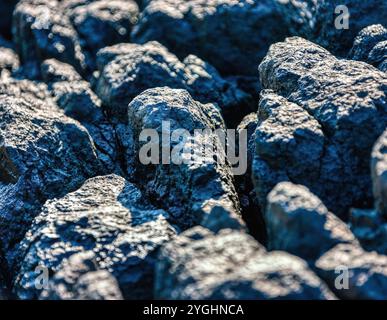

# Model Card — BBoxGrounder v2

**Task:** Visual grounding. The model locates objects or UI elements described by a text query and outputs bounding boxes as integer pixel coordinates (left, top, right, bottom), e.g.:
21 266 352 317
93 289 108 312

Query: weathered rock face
131 0 288 76
274 0 387 57
315 244 387 300
0 38 20 73
40 252 124 300
155 226 335 300
12 0 139 77
127 87 241 230
257 37 387 218
265 182 357 262
13 174 177 299
0 86 103 268
349 25 387 63
95 41 252 125
350 129 387 254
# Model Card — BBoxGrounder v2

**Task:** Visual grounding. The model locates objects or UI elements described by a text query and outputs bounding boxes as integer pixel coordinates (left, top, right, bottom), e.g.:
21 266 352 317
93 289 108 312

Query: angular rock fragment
12 0 139 77
68 0 139 58
274 0 387 57
0 91 103 266
257 37 387 217
155 226 335 300
252 90 325 212
0 38 20 73
315 244 387 300
265 182 357 262
127 87 241 230
131 0 288 76
349 25 387 63
40 252 123 300
14 174 177 299
95 41 252 124
41 58 83 84
13 0 88 77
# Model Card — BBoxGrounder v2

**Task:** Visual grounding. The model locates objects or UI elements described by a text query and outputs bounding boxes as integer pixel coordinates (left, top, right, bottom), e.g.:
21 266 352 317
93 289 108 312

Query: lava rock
252 90 325 212
0 38 20 73
315 243 387 300
349 25 387 62
265 182 357 262
275 0 387 57
258 37 387 218
68 0 139 58
13 174 177 299
95 41 252 124
131 0 289 76
13 0 88 77
41 59 83 84
127 87 241 230
40 251 124 300
0 89 103 268
155 226 335 300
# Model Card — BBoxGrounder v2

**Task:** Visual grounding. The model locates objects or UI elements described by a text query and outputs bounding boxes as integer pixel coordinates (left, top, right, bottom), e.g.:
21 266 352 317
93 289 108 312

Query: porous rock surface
256 37 387 218
95 41 252 124
13 174 177 299
155 226 336 300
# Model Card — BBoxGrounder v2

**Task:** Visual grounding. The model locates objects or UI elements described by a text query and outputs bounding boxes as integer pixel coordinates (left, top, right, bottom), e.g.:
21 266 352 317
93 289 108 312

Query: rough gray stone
95 41 252 124
40 251 124 300
155 226 336 300
315 243 387 300
41 59 83 84
349 25 387 62
258 37 387 218
131 0 288 76
13 174 177 299
265 182 357 262
274 0 387 57
0 41 20 73
0 89 103 268
127 87 241 230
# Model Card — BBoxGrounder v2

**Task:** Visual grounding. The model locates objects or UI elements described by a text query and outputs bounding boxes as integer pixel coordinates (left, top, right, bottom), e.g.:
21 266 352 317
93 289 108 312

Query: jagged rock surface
13 174 177 299
257 37 387 218
95 41 252 125
127 87 241 230
155 226 336 300
132 0 289 76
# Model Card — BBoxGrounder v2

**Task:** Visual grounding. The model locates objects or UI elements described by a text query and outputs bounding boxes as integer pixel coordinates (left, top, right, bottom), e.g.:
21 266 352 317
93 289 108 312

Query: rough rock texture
127 87 241 230
95 41 252 125
13 174 177 299
265 182 357 262
0 84 103 268
257 37 387 218
155 226 335 300
350 129 387 254
315 244 387 300
12 0 139 77
0 39 20 73
274 0 387 57
132 0 289 76
41 58 123 174
40 252 123 300
349 25 387 62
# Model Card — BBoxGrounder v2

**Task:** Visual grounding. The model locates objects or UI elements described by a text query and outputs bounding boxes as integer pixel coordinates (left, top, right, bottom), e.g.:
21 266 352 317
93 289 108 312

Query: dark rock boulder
95 41 252 125
258 37 387 218
315 243 387 300
13 174 177 299
155 226 335 300
131 0 288 76
41 58 83 84
0 87 103 268
265 182 357 262
127 87 241 230
40 252 123 300
0 38 20 73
